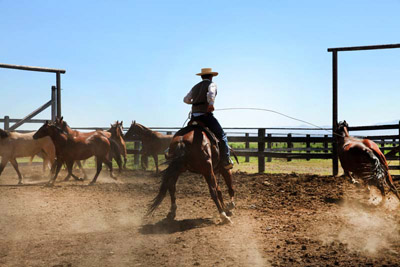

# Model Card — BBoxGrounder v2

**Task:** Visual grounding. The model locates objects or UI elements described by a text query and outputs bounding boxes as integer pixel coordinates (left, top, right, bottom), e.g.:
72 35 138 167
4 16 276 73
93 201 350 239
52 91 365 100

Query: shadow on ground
140 217 214 235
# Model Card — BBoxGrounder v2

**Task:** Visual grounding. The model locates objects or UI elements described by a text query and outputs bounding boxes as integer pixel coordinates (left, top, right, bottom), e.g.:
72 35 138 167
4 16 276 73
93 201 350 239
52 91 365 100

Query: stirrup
223 157 234 170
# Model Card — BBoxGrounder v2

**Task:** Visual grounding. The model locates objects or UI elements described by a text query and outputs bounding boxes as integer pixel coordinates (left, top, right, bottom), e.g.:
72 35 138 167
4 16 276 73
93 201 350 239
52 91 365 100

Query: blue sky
1 0 399 130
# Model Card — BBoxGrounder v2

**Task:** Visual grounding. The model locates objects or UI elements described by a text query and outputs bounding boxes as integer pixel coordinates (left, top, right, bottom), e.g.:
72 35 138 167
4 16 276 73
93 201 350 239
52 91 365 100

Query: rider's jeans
191 113 230 160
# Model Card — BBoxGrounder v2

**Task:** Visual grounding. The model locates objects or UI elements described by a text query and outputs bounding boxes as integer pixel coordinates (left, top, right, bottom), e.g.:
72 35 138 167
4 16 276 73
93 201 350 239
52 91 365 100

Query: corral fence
79 123 400 180
2 122 400 180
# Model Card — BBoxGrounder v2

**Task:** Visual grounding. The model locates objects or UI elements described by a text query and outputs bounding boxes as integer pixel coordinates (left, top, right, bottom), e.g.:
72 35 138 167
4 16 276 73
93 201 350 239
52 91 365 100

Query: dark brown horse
147 124 235 224
33 121 121 186
125 121 172 173
336 121 400 202
54 117 123 173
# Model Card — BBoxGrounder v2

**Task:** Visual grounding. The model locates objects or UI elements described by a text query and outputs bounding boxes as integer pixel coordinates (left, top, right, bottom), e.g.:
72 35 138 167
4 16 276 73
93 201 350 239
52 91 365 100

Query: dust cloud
319 195 400 255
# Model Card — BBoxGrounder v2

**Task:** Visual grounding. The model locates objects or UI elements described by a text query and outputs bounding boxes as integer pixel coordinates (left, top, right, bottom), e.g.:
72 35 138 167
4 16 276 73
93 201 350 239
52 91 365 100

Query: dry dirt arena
1 164 400 267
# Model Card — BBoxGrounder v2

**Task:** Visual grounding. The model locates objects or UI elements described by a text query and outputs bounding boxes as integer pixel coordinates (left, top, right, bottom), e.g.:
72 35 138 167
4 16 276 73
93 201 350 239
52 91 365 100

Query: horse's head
54 116 70 131
336 120 350 138
109 120 124 138
0 128 10 139
33 121 66 140
125 120 138 138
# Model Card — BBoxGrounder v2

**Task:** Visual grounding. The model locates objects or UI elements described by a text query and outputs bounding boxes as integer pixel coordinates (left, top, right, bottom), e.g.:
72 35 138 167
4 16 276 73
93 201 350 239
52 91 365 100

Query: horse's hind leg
104 159 116 180
89 157 103 185
386 176 400 201
203 165 232 224
9 158 23 185
220 167 235 212
166 174 180 220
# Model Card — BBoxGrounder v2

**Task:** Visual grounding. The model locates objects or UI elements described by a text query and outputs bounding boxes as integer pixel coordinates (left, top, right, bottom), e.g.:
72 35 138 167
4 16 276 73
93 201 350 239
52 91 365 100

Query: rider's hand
207 105 215 113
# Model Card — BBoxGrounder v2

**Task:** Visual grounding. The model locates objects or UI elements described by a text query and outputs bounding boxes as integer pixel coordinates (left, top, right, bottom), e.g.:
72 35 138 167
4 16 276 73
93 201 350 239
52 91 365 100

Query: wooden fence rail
2 121 400 179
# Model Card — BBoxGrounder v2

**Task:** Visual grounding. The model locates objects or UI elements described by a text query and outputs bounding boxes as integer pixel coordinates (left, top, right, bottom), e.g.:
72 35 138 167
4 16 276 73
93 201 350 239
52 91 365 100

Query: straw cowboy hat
196 68 218 77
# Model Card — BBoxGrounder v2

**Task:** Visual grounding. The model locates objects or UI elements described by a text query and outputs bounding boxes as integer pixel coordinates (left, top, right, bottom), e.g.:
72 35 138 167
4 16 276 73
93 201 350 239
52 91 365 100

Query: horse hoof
226 202 236 211
220 212 233 225
226 210 233 217
88 182 95 186
166 212 176 220
45 183 54 187
78 178 84 182
18 182 23 185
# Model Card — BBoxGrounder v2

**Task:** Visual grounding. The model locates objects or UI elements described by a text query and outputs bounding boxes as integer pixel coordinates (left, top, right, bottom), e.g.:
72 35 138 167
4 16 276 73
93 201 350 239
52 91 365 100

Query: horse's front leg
89 157 102 185
141 151 148 170
9 158 23 185
0 157 8 176
344 170 359 185
48 160 62 186
153 154 159 174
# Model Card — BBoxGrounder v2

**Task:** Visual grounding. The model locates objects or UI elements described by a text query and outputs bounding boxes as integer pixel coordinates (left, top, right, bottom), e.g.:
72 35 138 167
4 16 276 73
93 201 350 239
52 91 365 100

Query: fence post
51 86 57 121
398 121 400 167
245 133 249 162
258 128 265 173
324 135 328 153
287 133 292 162
267 133 272 162
306 134 311 161
134 141 140 166
4 116 9 130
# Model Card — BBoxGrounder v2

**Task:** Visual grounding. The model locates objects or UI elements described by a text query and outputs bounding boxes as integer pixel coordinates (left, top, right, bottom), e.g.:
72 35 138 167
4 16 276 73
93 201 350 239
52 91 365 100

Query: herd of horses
1 118 400 224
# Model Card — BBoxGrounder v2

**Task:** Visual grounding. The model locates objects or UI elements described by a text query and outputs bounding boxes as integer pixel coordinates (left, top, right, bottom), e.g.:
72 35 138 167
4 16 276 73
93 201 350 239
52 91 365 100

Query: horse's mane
134 122 155 137
0 128 10 139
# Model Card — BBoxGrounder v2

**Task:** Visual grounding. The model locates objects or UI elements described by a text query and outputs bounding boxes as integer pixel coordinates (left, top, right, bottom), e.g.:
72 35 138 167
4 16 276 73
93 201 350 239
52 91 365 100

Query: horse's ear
110 123 113 127
45 120 49 125
61 116 63 121
120 121 123 126
133 120 136 125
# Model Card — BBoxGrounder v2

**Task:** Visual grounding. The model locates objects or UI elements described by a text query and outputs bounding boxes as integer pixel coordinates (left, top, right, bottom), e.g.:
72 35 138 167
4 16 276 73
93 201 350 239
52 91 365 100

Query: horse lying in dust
0 128 55 184
125 121 172 174
54 117 124 175
33 121 122 186
148 124 236 224
336 120 400 203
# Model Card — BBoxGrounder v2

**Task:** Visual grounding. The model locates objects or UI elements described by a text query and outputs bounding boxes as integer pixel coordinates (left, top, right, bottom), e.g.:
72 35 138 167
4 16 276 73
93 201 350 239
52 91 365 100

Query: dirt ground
1 164 400 267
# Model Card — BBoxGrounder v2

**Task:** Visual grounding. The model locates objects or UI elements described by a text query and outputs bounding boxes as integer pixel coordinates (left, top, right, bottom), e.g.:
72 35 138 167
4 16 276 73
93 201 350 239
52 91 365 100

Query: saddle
174 119 221 167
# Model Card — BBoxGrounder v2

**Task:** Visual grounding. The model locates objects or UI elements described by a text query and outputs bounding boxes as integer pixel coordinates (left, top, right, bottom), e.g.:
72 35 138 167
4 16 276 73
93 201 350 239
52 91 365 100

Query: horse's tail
148 141 185 215
109 138 123 172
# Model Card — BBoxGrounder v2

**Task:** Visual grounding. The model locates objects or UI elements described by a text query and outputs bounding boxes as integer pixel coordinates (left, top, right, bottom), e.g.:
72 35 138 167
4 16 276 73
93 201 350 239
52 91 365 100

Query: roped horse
125 121 172 174
0 128 56 184
147 122 236 224
336 120 400 203
54 117 123 173
33 121 121 186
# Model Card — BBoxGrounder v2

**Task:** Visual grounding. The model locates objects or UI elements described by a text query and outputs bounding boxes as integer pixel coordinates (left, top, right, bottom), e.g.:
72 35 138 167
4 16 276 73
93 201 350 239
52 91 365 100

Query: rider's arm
207 82 217 105
183 88 193 104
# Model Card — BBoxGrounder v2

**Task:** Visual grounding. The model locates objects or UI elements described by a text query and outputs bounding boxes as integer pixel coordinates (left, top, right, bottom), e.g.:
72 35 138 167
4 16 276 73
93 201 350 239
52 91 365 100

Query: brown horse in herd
0 129 56 184
54 117 124 173
125 121 172 173
336 120 400 202
33 120 122 185
108 121 128 169
148 122 236 224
